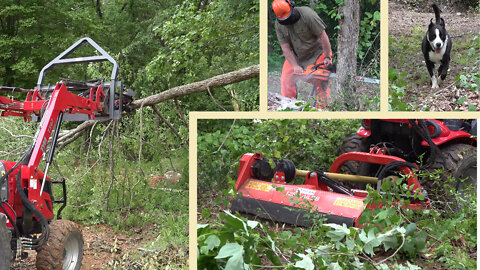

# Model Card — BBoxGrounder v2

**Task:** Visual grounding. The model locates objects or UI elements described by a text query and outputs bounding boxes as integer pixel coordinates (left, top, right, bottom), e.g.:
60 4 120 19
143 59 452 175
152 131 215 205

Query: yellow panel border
260 0 268 112
380 0 388 111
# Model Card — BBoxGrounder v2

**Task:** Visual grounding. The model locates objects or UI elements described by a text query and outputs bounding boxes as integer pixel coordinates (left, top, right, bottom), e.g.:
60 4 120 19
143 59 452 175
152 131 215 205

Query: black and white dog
422 3 452 89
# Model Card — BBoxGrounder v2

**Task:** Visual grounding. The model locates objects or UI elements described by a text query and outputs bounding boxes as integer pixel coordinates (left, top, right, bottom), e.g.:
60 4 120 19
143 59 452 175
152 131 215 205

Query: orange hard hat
272 0 293 20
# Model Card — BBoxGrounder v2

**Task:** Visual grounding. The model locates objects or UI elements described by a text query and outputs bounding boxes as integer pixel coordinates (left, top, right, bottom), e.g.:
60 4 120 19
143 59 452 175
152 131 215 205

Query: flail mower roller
231 151 430 227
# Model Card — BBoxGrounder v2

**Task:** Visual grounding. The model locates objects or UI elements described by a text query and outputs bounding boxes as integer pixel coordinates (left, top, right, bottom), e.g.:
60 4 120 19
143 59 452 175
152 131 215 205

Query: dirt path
389 1 480 111
11 224 154 270
389 2 480 37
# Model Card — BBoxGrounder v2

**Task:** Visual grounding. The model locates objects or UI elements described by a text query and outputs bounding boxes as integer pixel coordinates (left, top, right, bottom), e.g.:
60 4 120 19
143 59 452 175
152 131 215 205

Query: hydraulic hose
408 119 443 167
0 202 19 237
376 160 417 181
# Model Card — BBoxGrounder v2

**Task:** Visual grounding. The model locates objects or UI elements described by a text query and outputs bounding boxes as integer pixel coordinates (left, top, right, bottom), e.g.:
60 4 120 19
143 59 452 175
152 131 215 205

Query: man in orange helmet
272 0 333 107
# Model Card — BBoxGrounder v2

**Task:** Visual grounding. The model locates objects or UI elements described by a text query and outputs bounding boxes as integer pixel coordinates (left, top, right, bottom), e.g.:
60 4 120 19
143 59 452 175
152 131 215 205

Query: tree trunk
334 0 360 96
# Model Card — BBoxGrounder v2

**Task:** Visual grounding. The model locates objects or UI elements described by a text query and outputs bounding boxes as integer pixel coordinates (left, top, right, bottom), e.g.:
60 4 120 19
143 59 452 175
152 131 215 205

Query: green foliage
136 0 259 112
388 68 413 111
198 170 476 269
197 119 360 191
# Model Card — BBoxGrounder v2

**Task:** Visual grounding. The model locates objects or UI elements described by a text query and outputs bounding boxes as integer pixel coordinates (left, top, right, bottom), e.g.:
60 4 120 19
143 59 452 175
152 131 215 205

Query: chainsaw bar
328 73 380 84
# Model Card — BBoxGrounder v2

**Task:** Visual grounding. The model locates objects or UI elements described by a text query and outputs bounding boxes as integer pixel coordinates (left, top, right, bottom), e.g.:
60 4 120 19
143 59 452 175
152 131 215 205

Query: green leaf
295 254 314 270
202 208 211 219
359 229 382 256
247 220 259 229
215 242 244 259
415 231 428 252
225 253 244 270
457 97 467 104
325 223 350 241
405 223 417 236
328 262 343 270
204 235 221 251
346 237 355 250
380 235 398 252
375 209 390 220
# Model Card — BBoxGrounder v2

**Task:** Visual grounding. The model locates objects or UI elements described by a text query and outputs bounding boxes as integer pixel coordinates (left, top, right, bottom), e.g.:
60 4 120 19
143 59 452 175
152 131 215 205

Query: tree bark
334 0 360 95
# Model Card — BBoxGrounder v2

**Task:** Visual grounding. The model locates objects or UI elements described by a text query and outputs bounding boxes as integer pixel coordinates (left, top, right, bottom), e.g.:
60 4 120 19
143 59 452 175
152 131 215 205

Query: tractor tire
338 133 369 175
36 220 84 270
0 213 11 270
426 143 477 205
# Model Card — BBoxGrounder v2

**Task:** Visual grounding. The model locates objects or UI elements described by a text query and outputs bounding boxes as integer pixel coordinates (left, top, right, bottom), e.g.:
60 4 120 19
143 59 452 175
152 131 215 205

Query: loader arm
0 80 107 231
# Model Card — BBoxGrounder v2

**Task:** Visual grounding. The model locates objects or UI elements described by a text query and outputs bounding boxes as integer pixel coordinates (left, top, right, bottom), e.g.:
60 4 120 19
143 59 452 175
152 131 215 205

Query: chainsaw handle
311 62 335 72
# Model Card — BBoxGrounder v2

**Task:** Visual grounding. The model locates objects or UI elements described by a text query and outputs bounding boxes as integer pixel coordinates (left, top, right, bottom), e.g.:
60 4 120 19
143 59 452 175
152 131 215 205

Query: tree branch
151 105 182 139
130 65 259 109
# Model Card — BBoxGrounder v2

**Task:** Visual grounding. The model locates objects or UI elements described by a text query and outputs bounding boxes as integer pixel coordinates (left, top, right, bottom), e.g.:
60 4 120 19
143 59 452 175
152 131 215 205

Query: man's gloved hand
324 56 332 68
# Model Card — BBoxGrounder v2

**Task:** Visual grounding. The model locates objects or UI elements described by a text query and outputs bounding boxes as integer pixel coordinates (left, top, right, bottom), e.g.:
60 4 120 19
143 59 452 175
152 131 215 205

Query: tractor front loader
0 37 134 270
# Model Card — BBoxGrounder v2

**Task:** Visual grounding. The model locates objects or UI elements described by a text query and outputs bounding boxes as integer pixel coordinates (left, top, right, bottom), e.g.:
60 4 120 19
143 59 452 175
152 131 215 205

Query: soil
10 224 155 270
389 1 480 111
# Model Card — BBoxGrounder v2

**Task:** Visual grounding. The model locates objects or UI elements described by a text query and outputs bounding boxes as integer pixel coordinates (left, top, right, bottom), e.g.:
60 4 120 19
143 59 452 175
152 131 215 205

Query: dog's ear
440 18 445 27
429 19 434 29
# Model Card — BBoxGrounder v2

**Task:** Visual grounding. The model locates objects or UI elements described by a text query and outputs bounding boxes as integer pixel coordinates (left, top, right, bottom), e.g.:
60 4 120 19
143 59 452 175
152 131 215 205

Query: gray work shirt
275 6 327 68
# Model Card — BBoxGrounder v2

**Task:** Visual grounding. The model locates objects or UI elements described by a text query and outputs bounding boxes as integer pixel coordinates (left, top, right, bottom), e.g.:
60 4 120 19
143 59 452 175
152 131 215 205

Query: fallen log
56 64 259 147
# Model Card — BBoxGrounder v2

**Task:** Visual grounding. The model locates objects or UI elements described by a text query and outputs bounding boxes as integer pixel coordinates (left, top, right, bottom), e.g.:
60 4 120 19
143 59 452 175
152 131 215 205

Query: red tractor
231 119 475 227
339 119 476 201
0 38 133 270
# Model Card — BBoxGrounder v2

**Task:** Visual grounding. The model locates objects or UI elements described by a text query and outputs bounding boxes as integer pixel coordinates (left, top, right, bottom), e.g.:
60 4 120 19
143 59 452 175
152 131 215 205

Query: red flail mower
231 119 476 227
0 38 133 270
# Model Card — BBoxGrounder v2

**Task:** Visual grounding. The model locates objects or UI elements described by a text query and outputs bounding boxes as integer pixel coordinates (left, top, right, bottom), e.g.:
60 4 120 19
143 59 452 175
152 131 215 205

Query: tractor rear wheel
36 220 84 270
338 134 370 188
338 133 370 174
426 143 477 206
0 213 11 270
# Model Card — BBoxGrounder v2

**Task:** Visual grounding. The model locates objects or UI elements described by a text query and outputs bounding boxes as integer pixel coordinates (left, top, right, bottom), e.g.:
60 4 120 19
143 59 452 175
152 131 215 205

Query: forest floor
389 0 480 111
11 222 187 269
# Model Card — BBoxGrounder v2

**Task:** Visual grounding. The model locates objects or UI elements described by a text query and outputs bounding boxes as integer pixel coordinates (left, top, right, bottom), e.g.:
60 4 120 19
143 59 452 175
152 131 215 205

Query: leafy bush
198 119 361 192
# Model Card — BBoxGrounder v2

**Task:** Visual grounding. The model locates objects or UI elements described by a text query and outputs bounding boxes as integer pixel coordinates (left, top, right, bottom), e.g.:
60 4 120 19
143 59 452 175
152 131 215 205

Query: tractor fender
420 130 476 147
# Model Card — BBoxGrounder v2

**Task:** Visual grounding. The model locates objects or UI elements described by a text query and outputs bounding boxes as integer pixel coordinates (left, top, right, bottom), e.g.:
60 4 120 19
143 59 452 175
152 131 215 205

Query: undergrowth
198 173 476 269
